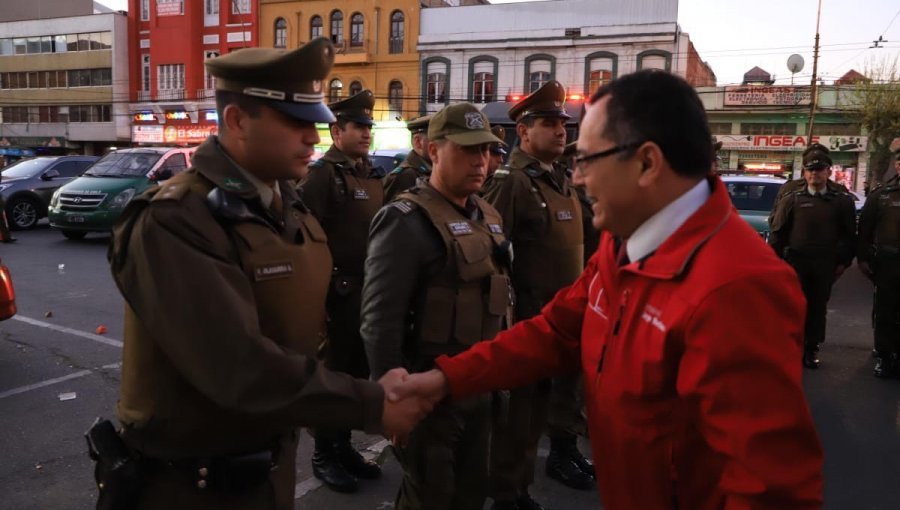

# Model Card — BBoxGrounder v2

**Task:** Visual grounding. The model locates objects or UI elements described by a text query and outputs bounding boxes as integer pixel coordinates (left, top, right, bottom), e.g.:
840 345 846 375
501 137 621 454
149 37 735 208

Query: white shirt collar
807 185 825 196
626 179 711 263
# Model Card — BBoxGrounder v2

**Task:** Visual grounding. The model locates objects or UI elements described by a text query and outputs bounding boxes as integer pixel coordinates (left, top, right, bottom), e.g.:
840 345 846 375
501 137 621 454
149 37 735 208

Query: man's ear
516 122 529 144
222 104 248 140
636 142 664 185
428 141 440 164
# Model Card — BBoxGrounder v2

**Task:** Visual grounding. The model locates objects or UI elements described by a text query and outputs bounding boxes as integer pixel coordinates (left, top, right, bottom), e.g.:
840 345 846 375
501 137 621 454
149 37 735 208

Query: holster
86 418 144 510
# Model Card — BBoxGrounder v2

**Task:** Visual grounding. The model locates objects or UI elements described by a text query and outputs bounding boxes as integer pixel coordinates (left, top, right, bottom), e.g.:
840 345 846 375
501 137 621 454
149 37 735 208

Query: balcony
156 89 185 101
334 39 371 65
136 91 151 101
196 88 215 100
389 37 405 55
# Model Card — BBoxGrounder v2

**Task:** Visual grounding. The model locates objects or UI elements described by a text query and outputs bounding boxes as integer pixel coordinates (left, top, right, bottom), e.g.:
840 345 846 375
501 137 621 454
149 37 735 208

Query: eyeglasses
573 141 645 175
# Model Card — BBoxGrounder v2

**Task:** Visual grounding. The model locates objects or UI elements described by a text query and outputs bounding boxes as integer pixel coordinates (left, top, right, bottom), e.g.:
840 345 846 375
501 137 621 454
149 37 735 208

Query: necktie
270 188 283 217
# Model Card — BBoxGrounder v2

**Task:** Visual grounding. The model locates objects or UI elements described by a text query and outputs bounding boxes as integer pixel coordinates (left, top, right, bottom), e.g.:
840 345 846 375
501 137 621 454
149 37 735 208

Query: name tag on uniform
488 223 503 234
447 221 473 236
800 202 814 208
353 189 370 200
254 262 294 281
556 210 574 221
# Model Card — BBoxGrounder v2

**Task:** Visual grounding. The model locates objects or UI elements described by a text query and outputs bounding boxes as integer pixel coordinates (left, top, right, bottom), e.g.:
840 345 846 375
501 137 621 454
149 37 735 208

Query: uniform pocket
455 235 495 282
487 274 511 317
420 286 455 344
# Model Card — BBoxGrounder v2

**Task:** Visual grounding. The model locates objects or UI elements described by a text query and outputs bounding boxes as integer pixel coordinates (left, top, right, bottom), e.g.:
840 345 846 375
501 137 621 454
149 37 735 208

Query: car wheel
61 230 87 240
7 197 39 230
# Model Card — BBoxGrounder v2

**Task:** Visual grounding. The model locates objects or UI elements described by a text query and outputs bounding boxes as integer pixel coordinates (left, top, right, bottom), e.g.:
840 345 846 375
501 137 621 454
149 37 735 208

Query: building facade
701 84 869 191
0 0 129 157
417 0 715 115
126 0 259 146
259 0 423 123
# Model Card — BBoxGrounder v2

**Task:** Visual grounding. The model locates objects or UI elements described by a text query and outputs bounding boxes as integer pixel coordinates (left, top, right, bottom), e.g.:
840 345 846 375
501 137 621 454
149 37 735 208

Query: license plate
67 215 85 223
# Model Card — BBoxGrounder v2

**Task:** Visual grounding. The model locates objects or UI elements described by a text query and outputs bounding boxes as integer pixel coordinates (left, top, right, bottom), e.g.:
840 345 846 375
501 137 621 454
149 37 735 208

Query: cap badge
554 101 562 107
465 112 485 130
312 80 322 93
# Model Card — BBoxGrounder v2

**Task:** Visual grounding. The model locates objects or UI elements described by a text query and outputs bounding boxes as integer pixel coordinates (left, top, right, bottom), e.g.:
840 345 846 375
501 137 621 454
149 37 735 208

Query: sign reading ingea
724 86 812 106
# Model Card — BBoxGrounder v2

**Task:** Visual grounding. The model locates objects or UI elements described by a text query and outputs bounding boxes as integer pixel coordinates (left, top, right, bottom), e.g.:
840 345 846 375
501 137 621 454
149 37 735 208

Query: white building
0 1 130 156
417 0 715 114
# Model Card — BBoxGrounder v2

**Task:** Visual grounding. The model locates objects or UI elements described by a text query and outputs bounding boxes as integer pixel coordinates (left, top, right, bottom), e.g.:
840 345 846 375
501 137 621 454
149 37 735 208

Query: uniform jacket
109 137 385 459
436 176 824 510
481 147 583 317
858 176 900 263
768 186 856 266
383 150 431 202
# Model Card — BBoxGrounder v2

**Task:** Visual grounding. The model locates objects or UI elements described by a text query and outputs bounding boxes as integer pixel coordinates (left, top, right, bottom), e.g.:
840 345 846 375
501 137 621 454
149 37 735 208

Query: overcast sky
98 0 900 85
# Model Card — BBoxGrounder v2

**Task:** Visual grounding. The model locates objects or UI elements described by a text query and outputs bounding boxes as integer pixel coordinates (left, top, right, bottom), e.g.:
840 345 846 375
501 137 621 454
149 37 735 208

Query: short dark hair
215 90 264 130
330 117 352 130
589 70 712 178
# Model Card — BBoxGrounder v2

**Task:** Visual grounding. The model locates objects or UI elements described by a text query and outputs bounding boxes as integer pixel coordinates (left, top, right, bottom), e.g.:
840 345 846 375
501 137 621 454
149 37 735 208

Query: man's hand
379 368 433 445
389 369 450 405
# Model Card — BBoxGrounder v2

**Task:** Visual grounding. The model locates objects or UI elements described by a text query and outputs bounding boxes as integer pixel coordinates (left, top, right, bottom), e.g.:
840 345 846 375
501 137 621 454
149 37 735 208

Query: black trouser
318 279 369 449
547 373 587 441
490 381 551 501
873 254 900 355
788 252 838 351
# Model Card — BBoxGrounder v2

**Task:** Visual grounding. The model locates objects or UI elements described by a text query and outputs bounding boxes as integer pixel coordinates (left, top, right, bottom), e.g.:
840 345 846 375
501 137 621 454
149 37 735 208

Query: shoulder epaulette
493 168 510 177
389 199 417 215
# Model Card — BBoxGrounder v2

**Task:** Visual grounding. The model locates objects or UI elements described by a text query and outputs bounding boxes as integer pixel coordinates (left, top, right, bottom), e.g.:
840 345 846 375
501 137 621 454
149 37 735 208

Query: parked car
369 149 408 178
0 156 99 229
722 175 787 241
48 147 195 240
0 256 15 321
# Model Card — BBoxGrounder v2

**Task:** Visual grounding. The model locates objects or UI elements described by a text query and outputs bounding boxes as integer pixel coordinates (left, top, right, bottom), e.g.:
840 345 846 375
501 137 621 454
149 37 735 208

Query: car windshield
726 181 781 212
0 158 56 179
83 152 163 177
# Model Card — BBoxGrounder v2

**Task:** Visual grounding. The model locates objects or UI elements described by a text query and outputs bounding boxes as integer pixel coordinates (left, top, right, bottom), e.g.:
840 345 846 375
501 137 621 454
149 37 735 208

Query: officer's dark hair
588 70 712 178
518 116 538 128
330 117 352 130
215 90 263 131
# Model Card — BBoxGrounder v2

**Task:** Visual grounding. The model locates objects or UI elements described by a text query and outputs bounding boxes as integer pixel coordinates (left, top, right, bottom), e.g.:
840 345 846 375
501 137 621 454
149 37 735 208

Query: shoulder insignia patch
488 223 503 234
222 177 248 192
494 169 510 177
391 200 416 214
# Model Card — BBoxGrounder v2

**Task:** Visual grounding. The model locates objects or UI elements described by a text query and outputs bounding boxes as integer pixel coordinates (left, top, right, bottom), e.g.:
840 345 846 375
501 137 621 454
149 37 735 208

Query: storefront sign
162 124 217 144
156 0 183 17
724 86 811 106
132 125 164 144
165 111 190 121
133 113 157 122
718 135 867 152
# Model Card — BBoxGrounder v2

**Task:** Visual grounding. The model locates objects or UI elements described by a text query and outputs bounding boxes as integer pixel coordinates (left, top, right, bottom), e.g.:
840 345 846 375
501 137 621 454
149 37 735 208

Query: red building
127 0 258 145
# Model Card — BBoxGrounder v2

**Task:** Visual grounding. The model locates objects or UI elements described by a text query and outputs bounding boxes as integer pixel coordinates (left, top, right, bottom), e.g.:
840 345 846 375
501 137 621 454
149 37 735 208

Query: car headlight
0 184 11 193
108 188 136 210
50 189 62 207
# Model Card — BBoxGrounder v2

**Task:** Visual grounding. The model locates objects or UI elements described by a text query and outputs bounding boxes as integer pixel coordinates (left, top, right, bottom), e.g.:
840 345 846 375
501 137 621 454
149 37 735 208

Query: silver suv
1 156 99 229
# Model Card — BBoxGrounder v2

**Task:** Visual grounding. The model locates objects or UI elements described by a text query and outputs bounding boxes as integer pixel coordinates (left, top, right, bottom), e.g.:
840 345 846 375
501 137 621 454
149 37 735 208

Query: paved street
0 225 898 510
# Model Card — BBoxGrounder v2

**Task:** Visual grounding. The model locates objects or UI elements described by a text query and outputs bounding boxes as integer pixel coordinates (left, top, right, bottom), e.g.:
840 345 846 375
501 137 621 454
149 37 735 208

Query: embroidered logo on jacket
353 189 370 200
556 210 574 221
254 262 294 281
640 303 667 333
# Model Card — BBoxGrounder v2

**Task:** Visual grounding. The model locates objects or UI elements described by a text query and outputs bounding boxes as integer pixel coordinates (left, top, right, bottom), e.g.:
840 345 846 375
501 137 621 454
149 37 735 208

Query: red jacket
436 177 823 510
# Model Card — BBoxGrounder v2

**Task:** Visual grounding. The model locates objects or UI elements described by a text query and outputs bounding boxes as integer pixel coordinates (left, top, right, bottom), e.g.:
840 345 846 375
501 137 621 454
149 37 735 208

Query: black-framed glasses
573 141 645 175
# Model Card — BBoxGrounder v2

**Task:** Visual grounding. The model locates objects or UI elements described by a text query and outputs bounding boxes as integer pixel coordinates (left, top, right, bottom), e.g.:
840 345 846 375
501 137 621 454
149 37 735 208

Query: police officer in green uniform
383 115 433 202
481 81 587 509
361 102 510 510
299 89 386 492
769 145 857 369
858 147 900 377
768 143 849 226
487 125 508 179
103 38 429 510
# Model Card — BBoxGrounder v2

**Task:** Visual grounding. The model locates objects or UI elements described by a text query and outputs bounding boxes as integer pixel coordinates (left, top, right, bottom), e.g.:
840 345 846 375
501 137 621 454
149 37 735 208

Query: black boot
516 492 548 510
490 500 519 510
336 431 381 479
873 352 897 378
546 436 594 490
802 348 819 369
312 433 358 493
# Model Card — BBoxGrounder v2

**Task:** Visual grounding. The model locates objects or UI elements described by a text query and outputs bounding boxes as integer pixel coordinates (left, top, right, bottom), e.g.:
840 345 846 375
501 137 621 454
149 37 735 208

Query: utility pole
807 0 824 141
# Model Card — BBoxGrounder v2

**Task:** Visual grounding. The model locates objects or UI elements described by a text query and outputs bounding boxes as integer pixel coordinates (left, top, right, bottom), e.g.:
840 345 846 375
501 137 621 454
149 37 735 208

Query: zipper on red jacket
599 289 630 373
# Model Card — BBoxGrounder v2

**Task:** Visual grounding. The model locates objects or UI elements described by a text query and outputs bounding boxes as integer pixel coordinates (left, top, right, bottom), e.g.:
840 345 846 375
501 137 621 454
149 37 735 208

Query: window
204 51 219 90
141 55 151 92
725 182 780 212
815 123 860 136
310 16 323 39
40 36 53 53
13 38 26 55
427 73 446 104
274 18 287 48
637 50 672 72
53 161 91 178
525 55 555 93
389 80 403 114
329 78 343 103
330 11 343 44
53 35 67 53
587 70 612 95
0 39 13 55
390 11 404 54
349 81 362 96
157 0 184 16
68 105 111 123
205 0 218 15
231 0 250 15
472 72 494 103
708 122 732 135
141 0 150 21
27 37 41 54
161 154 188 174
350 13 364 47
739 123 796 135
158 64 185 91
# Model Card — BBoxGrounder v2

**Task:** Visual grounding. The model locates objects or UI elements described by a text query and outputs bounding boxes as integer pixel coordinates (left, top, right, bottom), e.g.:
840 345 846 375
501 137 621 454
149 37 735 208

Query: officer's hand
379 369 434 445
858 261 874 279
389 369 450 405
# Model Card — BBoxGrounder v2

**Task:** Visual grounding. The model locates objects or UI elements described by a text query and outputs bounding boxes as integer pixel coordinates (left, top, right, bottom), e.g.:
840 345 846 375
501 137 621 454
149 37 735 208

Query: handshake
378 368 450 444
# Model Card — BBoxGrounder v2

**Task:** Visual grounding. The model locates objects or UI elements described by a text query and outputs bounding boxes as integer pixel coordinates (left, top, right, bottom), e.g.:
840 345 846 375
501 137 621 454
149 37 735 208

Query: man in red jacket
388 70 824 510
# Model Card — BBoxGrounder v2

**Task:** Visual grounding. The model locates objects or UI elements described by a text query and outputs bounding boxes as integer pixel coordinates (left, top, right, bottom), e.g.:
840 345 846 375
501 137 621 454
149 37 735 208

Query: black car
0 156 98 229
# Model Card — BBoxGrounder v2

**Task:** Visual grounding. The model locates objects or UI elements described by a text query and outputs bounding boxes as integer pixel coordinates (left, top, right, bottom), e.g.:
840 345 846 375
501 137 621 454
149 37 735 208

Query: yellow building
260 0 423 123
